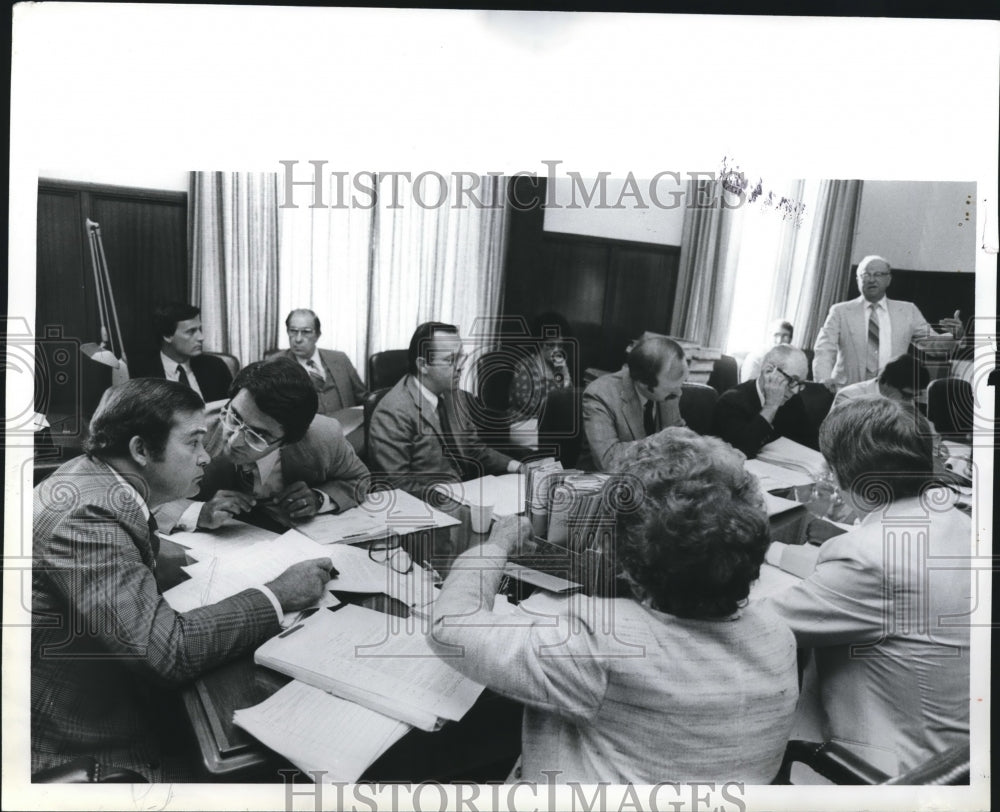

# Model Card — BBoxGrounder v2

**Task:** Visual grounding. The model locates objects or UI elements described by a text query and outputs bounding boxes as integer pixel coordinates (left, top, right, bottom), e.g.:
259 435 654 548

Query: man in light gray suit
812 255 963 390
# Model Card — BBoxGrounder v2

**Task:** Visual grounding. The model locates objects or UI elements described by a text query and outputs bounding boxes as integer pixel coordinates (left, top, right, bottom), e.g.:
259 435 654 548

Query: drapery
280 174 508 375
671 179 744 348
189 172 280 368
791 180 864 348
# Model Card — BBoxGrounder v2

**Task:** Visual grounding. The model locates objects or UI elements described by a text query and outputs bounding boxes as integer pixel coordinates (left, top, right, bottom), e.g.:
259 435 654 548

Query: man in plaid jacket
31 378 332 781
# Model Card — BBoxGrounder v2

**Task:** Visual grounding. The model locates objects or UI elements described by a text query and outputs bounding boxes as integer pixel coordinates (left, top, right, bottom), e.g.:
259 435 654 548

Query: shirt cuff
314 489 337 514
506 459 521 473
176 501 205 532
253 585 284 624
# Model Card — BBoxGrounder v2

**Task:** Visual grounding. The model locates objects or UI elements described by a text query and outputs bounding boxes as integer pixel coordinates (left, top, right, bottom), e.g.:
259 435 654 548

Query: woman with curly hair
429 428 798 784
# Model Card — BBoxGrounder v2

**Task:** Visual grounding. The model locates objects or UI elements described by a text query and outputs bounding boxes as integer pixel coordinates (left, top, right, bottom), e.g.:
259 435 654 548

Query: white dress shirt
160 352 204 399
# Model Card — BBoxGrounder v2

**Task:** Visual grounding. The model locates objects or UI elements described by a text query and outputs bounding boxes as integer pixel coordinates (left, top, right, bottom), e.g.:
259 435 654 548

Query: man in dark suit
712 344 817 459
368 321 521 497
32 378 332 780
581 334 688 471
266 309 369 414
155 357 370 532
130 302 233 402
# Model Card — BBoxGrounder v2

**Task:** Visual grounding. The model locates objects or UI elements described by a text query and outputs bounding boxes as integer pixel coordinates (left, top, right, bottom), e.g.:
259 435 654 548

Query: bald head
761 344 808 381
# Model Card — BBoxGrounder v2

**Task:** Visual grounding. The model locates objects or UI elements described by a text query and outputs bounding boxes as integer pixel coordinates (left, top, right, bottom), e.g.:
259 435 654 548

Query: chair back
926 377 973 439
367 350 409 391
799 381 834 435
202 350 240 380
707 354 738 395
476 349 519 413
537 386 584 467
678 382 718 435
362 387 392 469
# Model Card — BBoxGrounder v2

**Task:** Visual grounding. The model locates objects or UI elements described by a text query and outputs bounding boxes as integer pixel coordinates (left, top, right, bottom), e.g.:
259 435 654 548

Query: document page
433 474 525 516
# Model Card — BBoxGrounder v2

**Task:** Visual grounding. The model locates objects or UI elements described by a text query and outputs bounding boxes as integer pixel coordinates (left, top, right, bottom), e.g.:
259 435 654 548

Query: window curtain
790 180 864 348
671 179 744 349
278 174 508 379
189 172 280 368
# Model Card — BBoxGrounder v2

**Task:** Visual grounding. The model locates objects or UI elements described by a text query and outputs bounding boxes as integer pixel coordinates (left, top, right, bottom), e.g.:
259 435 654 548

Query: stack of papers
233 680 409 782
254 604 485 731
744 458 814 490
755 437 827 481
433 474 525 517
164 519 278 561
298 488 460 544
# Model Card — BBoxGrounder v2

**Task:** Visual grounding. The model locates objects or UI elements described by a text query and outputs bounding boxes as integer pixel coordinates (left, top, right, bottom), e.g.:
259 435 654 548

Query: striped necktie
865 303 880 379
305 359 327 393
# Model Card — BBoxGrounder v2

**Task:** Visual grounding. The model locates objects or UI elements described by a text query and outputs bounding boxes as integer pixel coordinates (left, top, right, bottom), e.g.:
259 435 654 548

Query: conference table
168 463 864 784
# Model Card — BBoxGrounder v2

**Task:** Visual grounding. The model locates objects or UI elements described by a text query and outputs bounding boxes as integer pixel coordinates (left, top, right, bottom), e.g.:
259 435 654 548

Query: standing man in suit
813 256 963 390
581 334 688 471
155 357 370 532
267 309 369 414
712 345 817 459
368 321 521 498
32 378 332 780
130 302 234 402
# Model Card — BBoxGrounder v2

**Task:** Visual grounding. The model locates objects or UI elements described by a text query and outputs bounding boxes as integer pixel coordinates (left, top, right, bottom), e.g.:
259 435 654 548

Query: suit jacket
813 296 954 386
130 352 234 403
266 348 369 413
368 375 513 497
430 542 799 784
712 379 818 459
155 414 371 532
580 367 684 471
32 455 280 780
762 495 970 777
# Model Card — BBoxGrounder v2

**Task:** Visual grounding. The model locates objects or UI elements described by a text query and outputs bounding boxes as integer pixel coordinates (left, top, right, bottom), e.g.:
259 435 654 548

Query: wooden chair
707 354 738 395
926 377 973 439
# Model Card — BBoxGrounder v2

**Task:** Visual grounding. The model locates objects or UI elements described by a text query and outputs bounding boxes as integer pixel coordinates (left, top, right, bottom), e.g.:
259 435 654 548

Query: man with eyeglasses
155 357 370 532
813 255 964 391
266 309 369 414
712 344 817 459
368 321 521 498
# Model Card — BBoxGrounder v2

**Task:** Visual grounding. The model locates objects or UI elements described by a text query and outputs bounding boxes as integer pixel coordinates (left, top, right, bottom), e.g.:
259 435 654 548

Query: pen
328 565 340 579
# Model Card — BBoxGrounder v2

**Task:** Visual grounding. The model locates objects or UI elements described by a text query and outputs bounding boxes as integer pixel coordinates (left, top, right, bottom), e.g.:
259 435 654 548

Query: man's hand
486 514 535 558
939 309 965 340
266 557 335 611
197 490 256 529
761 366 790 408
277 481 322 520
820 377 839 394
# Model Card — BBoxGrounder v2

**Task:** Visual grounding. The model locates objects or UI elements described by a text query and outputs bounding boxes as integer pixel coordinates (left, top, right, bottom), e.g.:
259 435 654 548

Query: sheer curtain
279 173 508 376
190 172 280 367
790 180 864 348
671 179 744 348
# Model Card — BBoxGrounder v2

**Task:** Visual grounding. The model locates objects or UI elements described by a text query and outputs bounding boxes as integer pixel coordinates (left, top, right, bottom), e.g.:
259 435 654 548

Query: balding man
813 256 963 390
581 335 688 471
712 345 817 459
267 309 369 414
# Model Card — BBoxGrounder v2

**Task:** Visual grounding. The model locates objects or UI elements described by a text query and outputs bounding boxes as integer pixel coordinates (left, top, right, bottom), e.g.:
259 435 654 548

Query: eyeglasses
773 366 805 393
858 271 891 280
426 352 466 368
368 537 414 574
220 403 282 452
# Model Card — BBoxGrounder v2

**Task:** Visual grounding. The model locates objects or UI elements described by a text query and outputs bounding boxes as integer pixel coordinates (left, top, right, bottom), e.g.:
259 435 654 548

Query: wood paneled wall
35 179 188 418
502 177 681 372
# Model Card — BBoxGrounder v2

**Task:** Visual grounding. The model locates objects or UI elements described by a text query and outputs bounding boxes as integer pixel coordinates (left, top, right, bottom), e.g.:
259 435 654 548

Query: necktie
305 359 326 393
176 365 190 388
865 303 880 379
436 399 464 476
237 464 259 496
147 514 160 561
643 399 656 436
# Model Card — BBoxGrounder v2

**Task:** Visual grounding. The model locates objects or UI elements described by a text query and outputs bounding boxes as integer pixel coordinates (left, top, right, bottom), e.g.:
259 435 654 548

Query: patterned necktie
865 303 880 379
176 365 190 388
305 359 326 393
643 399 656 436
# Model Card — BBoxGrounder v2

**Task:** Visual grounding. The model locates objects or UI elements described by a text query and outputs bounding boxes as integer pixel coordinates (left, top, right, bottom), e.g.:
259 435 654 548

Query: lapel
851 297 869 360
405 375 445 436
88 458 159 570
618 369 644 440
745 380 763 412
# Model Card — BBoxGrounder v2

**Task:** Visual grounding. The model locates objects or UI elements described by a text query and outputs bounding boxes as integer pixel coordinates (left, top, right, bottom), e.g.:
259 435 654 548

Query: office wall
851 180 976 273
